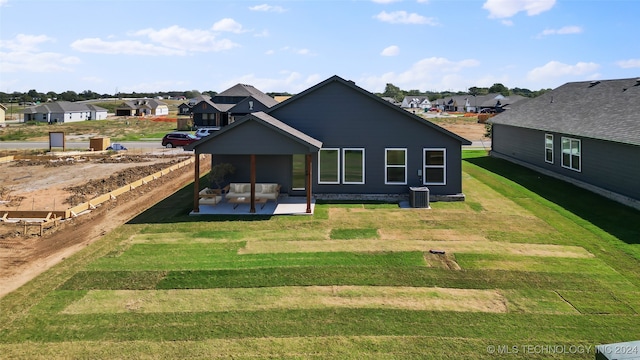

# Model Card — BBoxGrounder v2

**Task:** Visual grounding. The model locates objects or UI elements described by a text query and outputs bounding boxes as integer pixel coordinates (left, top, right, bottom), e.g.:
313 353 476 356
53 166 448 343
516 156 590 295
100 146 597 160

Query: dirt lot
0 121 487 298
0 150 204 297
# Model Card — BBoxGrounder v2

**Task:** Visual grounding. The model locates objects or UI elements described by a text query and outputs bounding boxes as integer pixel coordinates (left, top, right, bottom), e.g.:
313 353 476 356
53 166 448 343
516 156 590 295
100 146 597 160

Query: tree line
378 83 551 102
1 83 547 105
0 89 220 104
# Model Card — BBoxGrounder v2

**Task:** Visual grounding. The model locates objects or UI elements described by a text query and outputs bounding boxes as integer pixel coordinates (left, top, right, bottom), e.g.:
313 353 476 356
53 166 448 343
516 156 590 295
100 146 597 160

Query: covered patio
186 112 323 215
190 195 316 216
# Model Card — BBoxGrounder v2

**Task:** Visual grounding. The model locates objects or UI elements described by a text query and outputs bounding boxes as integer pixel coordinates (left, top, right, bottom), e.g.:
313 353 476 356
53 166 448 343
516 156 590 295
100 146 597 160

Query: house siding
212 155 293 193
269 80 464 196
492 124 640 204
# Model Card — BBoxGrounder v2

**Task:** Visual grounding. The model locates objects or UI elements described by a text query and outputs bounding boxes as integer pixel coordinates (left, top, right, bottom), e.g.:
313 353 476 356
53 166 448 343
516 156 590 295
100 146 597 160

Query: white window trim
561 137 581 172
423 148 446 185
318 148 340 184
545 134 554 164
385 148 407 185
342 148 365 185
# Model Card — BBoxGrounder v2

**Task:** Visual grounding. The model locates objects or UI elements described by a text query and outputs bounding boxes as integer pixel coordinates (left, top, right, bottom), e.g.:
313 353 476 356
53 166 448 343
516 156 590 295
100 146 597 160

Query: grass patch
238 239 593 258
61 286 507 314
455 253 620 274
330 228 379 240
2 153 640 359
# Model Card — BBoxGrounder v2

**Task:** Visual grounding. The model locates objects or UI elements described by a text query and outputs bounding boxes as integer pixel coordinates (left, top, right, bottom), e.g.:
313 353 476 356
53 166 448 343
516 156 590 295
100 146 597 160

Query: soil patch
0 151 205 298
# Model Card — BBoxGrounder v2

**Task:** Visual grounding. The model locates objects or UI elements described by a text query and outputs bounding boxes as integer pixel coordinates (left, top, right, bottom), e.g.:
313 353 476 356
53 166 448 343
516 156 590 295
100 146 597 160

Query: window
318 148 340 184
343 148 365 184
561 137 581 172
545 134 554 164
385 148 407 184
423 148 446 185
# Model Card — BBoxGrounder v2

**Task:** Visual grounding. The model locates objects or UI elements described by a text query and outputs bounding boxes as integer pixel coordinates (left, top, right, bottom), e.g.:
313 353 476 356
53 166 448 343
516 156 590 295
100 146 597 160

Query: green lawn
0 151 638 359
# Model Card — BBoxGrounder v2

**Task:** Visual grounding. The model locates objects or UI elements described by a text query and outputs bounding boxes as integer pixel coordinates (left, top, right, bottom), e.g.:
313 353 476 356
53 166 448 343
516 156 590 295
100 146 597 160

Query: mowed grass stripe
0 336 588 359
59 267 638 293
238 239 593 258
455 253 621 275
4 307 638 343
90 247 426 271
61 286 508 314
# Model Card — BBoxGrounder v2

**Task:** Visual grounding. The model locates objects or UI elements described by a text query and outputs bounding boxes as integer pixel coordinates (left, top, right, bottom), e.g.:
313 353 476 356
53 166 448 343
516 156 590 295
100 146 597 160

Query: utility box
409 187 430 208
90 137 110 151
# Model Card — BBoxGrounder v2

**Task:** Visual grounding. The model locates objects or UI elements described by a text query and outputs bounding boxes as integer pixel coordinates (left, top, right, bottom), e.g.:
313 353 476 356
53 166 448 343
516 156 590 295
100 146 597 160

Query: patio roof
185 111 322 155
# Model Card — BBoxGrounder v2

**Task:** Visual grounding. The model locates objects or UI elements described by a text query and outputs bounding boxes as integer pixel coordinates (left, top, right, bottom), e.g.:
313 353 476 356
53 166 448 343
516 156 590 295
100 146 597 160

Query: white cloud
135 25 239 52
538 25 583 37
374 11 438 25
119 80 189 94
0 0 8 7
483 0 556 19
526 61 600 82
249 4 286 13
271 46 316 56
0 34 80 73
212 18 247 33
73 24 241 56
0 50 80 73
616 59 640 68
501 19 514 26
360 56 480 91
71 38 186 56
381 45 400 56
0 34 54 52
223 72 322 93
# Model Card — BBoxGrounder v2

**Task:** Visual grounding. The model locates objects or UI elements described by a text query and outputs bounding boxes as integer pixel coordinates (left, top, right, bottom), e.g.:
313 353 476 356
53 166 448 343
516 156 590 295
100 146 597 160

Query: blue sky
1 0 639 95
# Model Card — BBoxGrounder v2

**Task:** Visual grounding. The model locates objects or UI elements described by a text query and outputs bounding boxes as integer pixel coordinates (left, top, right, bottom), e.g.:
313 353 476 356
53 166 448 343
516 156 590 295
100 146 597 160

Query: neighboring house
186 75 471 213
191 84 278 127
177 102 192 115
401 96 431 109
190 83 278 128
115 99 169 116
490 78 640 210
478 94 527 113
0 103 6 124
23 101 108 123
381 97 401 106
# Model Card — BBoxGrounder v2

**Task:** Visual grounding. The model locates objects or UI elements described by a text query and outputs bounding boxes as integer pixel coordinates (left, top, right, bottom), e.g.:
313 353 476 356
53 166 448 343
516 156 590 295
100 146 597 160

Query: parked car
161 132 200 148
195 127 220 138
106 143 127 151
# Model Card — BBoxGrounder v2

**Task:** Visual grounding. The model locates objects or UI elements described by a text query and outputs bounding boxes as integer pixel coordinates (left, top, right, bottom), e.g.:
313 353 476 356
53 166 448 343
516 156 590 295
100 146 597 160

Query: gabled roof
215 84 278 108
118 99 167 109
269 75 471 145
490 78 640 146
186 111 322 154
23 101 107 114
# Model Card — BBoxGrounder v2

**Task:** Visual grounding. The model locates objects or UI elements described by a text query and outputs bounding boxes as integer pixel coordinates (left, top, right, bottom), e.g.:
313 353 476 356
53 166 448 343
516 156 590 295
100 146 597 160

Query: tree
488 83 509 96
382 83 404 102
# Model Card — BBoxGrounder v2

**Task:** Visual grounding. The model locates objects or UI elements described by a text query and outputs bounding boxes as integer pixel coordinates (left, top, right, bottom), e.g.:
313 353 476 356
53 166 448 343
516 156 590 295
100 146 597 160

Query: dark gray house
190 84 278 128
187 75 471 213
490 78 640 210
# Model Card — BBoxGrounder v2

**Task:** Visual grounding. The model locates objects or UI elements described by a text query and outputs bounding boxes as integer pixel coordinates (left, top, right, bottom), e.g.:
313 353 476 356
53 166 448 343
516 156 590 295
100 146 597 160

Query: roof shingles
490 78 640 146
